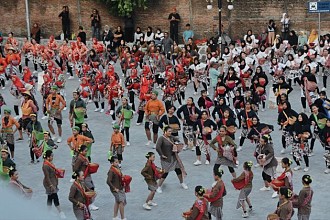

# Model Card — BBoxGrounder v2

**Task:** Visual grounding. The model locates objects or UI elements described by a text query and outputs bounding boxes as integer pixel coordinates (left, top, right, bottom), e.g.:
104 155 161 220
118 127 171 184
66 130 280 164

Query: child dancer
232 161 254 218
110 124 125 168
182 185 209 220
141 152 162 210
107 156 127 220
204 168 226 220
270 157 293 199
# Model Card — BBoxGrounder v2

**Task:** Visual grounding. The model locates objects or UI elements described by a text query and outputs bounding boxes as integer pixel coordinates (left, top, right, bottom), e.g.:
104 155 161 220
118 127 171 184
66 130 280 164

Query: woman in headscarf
307 29 318 49
290 113 311 172
277 101 298 154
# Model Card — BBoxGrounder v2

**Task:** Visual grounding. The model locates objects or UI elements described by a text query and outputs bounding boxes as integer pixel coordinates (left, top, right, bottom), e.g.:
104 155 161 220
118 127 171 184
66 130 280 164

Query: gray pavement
0 60 329 220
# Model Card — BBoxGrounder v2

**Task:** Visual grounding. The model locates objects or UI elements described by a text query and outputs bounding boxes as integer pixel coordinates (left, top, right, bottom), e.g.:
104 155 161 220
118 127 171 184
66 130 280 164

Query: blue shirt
183 30 194 43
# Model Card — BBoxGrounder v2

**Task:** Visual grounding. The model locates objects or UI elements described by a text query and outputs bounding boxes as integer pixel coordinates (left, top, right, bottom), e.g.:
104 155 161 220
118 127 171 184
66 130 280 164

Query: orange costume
144 99 165 117
67 134 92 152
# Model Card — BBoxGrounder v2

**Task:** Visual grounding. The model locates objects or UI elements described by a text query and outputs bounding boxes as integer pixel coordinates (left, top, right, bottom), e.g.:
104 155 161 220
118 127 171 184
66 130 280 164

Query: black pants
213 163 235 173
47 193 60 207
161 168 182 179
30 147 39 161
129 90 136 111
293 154 309 167
137 110 144 123
262 171 272 182
170 24 179 43
62 24 70 39
121 127 130 142
323 75 328 88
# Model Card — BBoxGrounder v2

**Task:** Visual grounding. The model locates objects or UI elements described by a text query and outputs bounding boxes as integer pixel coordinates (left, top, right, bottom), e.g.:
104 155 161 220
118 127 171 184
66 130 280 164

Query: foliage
97 0 148 16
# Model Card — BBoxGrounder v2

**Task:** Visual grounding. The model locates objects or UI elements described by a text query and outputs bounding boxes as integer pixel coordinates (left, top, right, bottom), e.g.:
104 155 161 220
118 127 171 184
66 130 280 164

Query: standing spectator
182 24 194 45
280 13 290 40
288 30 298 51
267 19 276 46
77 26 86 45
124 15 134 43
161 32 173 58
91 9 101 40
114 26 124 48
298 31 308 51
31 23 41 43
103 25 114 47
168 7 181 43
58 6 70 40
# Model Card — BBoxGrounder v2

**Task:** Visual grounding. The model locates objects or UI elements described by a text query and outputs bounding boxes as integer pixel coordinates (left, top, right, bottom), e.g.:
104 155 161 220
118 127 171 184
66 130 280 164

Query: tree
98 0 148 16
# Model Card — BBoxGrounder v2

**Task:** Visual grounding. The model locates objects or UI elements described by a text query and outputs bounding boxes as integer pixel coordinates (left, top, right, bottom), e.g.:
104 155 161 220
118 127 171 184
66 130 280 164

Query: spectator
103 25 114 47
168 7 180 43
114 26 124 48
154 28 164 46
298 31 308 50
267 19 276 46
58 6 70 39
287 30 298 51
161 32 173 57
280 13 290 40
90 9 101 40
182 24 194 45
124 15 134 43
77 26 86 45
31 23 41 43
134 27 144 45
144 27 154 45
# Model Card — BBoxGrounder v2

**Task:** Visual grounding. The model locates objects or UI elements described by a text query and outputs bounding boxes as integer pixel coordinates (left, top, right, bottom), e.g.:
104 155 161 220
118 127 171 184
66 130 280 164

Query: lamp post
25 0 31 40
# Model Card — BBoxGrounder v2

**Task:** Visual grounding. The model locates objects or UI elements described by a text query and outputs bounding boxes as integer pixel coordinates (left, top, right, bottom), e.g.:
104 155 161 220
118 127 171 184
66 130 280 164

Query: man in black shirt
58 6 70 39
77 26 87 45
168 7 181 43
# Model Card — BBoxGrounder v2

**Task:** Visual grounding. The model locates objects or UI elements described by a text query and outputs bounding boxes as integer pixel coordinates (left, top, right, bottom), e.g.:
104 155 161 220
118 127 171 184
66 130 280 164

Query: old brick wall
0 0 329 42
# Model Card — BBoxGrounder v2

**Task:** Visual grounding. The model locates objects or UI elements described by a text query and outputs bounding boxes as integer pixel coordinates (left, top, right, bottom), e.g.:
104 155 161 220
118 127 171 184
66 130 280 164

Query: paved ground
0 60 329 220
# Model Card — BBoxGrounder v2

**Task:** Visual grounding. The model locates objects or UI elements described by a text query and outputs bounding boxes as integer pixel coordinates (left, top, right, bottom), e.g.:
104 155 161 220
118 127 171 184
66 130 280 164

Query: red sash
111 165 123 185
194 198 207 220
74 181 92 214
78 154 90 178
150 161 161 179
206 180 225 203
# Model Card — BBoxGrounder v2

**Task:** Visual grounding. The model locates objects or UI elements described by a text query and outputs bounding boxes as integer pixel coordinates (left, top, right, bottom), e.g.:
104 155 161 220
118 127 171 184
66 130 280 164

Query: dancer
257 135 278 192
144 90 165 148
110 124 125 168
80 123 95 161
270 157 293 199
42 150 66 219
73 145 99 211
320 119 330 173
292 175 313 220
156 127 188 193
194 110 217 165
182 185 209 220
116 97 134 146
1 108 20 159
290 113 311 172
204 168 226 220
46 85 66 143
274 187 293 220
69 91 86 130
107 156 127 220
232 161 253 218
209 126 237 177
141 152 161 210
69 170 93 220
8 168 33 199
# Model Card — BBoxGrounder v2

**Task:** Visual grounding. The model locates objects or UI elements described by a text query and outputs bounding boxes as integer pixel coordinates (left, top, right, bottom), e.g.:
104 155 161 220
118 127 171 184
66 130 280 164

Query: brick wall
0 0 329 42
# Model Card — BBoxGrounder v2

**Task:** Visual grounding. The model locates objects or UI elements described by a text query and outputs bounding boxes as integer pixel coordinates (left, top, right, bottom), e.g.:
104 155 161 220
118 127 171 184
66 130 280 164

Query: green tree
98 0 148 16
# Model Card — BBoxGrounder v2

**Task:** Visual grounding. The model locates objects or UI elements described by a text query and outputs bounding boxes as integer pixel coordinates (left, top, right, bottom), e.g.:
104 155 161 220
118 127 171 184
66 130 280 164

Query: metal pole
77 0 82 26
318 0 321 39
218 0 222 56
25 0 31 39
